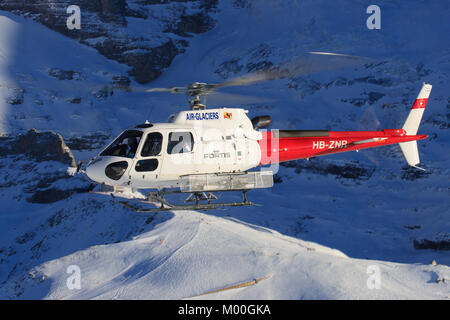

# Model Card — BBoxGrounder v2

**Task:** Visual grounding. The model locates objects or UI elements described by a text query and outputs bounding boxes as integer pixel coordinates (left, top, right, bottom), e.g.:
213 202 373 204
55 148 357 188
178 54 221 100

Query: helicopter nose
85 157 105 184
86 157 130 184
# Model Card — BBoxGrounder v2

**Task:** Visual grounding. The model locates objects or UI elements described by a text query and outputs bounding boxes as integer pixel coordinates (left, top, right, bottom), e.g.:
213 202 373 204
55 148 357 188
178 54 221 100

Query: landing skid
110 189 255 212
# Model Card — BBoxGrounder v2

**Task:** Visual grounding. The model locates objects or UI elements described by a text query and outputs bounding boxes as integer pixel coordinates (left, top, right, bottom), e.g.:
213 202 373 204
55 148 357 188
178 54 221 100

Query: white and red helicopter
85 53 432 211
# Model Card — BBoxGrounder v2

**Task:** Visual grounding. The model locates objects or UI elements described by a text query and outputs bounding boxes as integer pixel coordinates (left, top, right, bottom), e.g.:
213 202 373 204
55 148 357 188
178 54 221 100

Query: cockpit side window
141 132 163 157
100 130 143 158
167 132 194 154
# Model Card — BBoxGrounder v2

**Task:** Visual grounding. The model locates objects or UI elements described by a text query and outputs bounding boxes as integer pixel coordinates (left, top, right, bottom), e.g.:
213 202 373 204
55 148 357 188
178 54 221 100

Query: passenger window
167 132 194 154
135 159 158 172
141 132 163 157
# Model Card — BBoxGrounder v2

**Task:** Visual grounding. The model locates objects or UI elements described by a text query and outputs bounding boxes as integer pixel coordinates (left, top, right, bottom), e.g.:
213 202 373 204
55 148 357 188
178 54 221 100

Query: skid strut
111 189 255 212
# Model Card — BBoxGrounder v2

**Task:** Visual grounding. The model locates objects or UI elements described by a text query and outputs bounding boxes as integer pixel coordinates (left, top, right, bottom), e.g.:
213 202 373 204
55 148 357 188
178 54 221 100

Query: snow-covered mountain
0 1 449 299
0 0 218 84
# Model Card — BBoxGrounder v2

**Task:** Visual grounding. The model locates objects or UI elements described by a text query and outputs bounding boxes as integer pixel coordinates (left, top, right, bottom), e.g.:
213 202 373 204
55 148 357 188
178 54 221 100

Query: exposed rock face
165 10 215 36
65 133 111 151
401 166 431 181
214 44 274 79
28 188 74 204
280 158 376 182
0 129 93 204
0 0 218 84
48 68 83 81
0 129 76 167
414 238 450 251
120 39 182 84
5 88 25 105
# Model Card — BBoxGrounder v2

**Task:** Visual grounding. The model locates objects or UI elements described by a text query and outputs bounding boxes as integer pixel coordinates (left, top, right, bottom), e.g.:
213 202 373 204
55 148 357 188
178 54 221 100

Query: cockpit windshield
100 130 143 158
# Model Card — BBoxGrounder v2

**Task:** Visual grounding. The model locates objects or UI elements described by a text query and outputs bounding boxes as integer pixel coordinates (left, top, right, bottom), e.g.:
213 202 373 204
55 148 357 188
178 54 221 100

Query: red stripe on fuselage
258 130 427 165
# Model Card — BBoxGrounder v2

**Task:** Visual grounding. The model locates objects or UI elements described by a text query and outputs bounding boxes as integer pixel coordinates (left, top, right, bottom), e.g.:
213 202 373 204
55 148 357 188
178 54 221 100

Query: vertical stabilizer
402 83 432 135
399 83 431 168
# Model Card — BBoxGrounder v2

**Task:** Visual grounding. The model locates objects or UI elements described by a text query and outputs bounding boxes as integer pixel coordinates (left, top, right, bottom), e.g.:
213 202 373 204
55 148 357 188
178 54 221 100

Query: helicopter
84 52 432 212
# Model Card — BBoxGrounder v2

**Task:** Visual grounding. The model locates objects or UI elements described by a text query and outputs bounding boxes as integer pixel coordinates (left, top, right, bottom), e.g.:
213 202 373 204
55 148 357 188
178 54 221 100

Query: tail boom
258 130 426 165
259 83 431 167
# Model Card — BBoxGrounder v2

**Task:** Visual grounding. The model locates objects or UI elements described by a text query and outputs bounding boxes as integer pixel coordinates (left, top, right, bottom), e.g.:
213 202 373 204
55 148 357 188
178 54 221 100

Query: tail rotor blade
357 106 382 166
358 106 381 131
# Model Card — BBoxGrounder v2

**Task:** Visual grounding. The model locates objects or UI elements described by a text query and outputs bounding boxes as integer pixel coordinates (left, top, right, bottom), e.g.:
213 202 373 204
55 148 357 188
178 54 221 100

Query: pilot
150 139 161 155
127 137 138 158
113 143 127 157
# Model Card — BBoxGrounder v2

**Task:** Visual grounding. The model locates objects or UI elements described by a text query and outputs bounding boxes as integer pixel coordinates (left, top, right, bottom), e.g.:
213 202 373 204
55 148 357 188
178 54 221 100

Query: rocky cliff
0 0 218 83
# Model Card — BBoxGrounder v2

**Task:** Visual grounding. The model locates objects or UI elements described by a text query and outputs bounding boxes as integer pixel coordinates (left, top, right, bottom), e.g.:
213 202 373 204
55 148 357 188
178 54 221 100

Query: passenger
181 136 192 152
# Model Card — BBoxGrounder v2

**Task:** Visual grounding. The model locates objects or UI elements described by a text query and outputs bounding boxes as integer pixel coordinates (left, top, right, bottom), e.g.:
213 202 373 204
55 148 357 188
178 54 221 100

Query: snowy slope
1 194 448 300
0 1 449 300
0 10 157 136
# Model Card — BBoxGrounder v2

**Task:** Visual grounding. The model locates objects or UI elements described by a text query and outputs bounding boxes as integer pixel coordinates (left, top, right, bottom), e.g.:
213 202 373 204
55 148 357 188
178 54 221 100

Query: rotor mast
187 82 208 110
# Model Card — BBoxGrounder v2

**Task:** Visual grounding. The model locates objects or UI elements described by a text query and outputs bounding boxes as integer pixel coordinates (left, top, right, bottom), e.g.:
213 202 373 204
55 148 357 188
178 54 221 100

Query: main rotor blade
133 52 373 96
145 88 173 92
213 52 373 90
144 86 187 94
